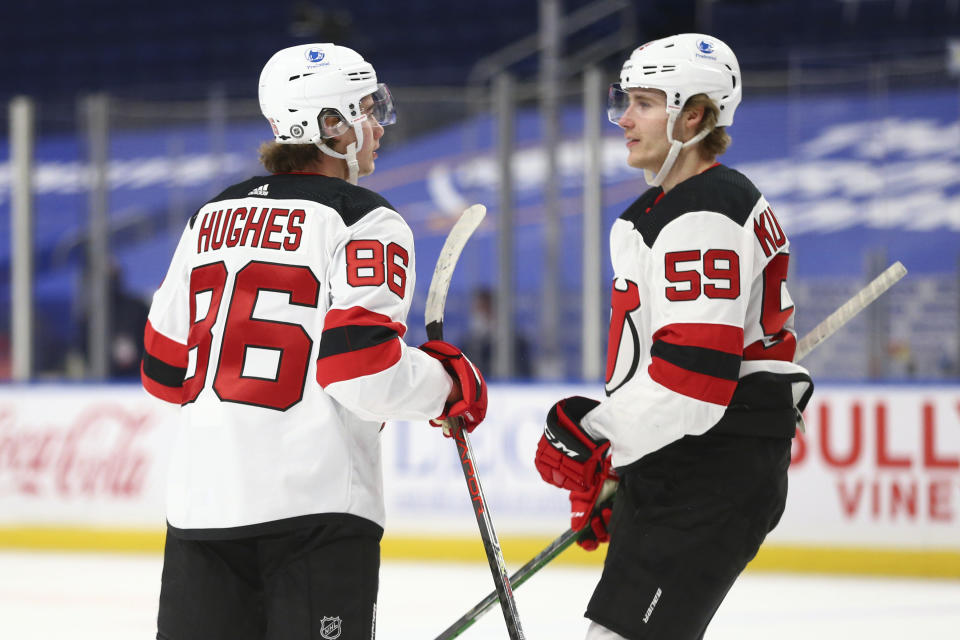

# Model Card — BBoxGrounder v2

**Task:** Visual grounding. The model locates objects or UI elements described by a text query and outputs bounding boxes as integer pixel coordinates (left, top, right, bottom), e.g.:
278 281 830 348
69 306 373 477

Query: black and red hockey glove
535 396 617 549
420 340 487 434
572 480 616 551
535 396 607 491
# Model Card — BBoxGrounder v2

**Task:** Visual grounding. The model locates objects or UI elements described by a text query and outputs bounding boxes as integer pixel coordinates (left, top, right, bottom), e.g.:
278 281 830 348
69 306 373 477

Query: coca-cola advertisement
0 386 173 527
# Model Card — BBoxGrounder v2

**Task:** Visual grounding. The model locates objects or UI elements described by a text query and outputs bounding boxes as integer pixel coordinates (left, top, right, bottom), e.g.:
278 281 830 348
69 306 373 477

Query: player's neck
307 154 348 180
659 148 716 193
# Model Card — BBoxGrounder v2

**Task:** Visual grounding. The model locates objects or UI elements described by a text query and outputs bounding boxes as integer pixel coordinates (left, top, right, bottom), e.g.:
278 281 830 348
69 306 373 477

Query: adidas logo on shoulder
248 184 269 196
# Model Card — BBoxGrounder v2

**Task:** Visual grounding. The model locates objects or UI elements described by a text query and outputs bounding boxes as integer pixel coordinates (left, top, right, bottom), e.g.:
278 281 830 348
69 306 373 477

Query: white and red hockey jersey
582 164 813 469
141 173 451 538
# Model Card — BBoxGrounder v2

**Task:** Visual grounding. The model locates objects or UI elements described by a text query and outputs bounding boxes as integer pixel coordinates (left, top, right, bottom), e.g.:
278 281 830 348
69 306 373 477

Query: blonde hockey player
141 43 486 640
534 34 813 639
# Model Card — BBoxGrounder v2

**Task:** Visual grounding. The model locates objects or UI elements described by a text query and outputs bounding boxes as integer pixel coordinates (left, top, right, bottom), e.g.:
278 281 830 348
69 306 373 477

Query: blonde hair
684 93 731 159
257 141 322 173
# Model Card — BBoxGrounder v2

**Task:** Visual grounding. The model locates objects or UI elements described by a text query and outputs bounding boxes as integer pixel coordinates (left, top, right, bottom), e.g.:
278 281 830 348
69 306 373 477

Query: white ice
1 550 959 639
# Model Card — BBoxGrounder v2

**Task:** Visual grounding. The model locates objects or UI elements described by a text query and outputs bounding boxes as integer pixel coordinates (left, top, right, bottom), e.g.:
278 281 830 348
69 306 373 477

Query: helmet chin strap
314 122 364 185
643 111 712 188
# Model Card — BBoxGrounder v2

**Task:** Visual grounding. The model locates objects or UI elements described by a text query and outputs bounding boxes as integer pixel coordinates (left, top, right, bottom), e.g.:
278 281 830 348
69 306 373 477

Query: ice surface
1 551 958 639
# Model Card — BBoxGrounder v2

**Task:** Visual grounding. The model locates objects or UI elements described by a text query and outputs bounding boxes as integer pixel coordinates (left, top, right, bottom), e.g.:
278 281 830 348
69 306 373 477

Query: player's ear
682 104 705 139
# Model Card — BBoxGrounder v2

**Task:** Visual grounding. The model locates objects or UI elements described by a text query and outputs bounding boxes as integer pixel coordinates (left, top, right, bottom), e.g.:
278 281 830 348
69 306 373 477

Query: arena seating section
2 0 955 106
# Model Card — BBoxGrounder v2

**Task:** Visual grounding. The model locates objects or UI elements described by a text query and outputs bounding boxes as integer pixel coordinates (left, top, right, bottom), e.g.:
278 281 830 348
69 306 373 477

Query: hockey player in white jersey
534 34 813 639
141 44 487 640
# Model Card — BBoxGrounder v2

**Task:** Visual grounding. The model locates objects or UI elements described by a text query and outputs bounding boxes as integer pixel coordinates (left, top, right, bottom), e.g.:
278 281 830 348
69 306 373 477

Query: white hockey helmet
258 43 396 183
608 34 741 186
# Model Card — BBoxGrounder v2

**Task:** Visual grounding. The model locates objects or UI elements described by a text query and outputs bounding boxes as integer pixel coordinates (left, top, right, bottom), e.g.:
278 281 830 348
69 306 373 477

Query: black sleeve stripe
318 324 400 359
650 340 741 381
142 353 186 388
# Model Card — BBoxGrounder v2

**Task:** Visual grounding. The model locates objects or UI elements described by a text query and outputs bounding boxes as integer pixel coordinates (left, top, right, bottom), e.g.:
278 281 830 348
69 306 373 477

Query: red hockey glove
573 478 617 551
420 340 487 434
535 396 608 492
535 396 618 549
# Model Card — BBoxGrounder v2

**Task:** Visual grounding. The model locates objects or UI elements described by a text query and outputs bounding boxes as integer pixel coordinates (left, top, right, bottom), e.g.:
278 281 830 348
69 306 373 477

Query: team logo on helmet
319 616 342 639
305 47 326 63
697 39 715 55
289 124 304 138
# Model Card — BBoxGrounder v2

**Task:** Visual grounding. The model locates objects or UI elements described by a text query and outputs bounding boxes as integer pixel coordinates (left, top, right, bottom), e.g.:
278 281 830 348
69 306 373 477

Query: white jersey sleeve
141 225 193 402
317 205 451 421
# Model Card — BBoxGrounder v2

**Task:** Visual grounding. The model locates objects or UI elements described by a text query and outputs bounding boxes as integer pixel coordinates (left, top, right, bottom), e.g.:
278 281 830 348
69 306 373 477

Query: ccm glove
535 396 618 545
420 340 487 433
535 396 608 491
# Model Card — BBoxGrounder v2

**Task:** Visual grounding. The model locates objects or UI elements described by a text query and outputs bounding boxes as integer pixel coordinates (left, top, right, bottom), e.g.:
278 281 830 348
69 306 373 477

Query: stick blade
425 204 487 341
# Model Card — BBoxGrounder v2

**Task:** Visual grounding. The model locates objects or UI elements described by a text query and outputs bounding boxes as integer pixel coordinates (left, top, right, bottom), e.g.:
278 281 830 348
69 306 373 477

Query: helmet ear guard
319 108 351 139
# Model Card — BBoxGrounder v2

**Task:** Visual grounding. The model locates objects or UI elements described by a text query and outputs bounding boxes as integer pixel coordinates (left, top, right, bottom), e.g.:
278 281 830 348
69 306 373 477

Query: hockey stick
794 261 907 361
425 204 526 640
433 478 617 640
434 260 908 640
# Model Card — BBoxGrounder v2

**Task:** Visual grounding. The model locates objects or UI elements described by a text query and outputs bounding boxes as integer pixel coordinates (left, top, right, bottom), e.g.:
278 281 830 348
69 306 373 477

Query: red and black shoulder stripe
316 306 407 387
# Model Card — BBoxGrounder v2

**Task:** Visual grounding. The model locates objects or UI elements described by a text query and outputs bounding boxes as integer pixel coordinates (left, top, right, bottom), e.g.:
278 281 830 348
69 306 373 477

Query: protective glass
318 83 396 139
607 83 630 124
607 84 668 125
366 83 396 126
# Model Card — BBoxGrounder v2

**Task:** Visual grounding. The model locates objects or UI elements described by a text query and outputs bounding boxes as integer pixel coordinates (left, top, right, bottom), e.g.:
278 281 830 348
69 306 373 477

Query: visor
368 83 396 126
606 83 630 124
319 83 397 139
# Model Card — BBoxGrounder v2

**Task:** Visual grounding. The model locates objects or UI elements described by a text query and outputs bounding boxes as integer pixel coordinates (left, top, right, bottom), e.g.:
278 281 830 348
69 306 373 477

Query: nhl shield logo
319 616 342 639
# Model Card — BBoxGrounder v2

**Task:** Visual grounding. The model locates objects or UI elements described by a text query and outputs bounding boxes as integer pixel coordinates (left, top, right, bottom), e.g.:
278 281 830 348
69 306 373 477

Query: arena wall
1 383 957 577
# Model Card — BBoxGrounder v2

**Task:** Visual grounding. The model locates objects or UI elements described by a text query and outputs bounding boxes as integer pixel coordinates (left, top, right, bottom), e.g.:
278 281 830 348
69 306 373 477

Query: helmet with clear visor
259 43 396 183
606 34 741 186
317 83 396 138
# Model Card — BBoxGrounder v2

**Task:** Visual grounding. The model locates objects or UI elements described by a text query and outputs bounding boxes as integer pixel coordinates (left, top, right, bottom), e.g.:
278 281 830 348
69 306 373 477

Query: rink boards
0 383 958 577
